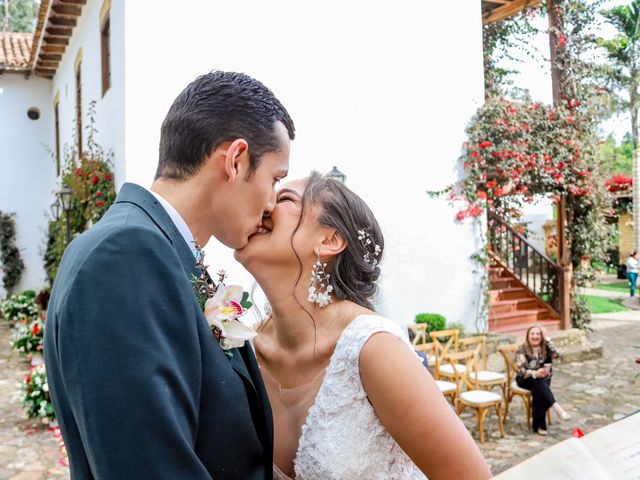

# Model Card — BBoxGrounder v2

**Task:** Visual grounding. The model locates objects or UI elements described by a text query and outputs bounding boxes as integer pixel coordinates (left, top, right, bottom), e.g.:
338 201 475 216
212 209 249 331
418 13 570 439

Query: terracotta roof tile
0 32 33 69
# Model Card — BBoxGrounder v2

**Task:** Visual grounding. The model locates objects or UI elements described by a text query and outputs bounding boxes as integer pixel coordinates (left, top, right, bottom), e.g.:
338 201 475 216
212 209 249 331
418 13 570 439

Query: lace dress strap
339 315 415 368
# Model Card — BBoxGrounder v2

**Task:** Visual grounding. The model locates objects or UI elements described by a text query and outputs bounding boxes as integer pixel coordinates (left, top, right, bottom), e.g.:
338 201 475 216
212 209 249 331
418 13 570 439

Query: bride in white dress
235 171 491 480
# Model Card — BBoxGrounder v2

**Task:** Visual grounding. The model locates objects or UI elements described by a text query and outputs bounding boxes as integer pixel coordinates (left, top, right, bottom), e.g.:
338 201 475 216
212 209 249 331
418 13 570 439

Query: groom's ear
318 229 347 259
221 139 249 183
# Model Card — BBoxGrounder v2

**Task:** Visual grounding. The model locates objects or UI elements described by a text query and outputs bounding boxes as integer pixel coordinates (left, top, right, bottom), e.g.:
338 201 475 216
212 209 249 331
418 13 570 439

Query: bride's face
234 179 321 274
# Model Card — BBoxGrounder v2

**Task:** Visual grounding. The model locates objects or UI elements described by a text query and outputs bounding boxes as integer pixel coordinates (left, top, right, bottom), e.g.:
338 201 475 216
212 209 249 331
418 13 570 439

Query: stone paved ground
0 321 68 480
467 311 640 475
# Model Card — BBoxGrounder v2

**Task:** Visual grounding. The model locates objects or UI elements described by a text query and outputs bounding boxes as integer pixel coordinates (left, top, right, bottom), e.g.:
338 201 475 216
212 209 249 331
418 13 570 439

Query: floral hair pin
192 242 255 357
357 227 381 267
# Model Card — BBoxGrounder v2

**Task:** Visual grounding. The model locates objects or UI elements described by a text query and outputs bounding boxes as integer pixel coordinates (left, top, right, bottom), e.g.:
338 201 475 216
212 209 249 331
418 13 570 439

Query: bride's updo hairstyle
295 171 384 310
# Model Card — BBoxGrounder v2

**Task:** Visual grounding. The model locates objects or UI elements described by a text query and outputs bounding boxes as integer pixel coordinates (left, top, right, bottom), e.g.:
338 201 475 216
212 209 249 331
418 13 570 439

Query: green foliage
414 313 446 332
0 211 24 295
446 322 467 338
22 365 55 423
581 294 630 314
0 289 36 323
483 7 542 98
0 0 38 33
43 220 66 286
11 316 44 355
598 133 633 175
570 294 592 330
240 291 253 310
597 0 640 144
44 101 116 286
594 280 628 293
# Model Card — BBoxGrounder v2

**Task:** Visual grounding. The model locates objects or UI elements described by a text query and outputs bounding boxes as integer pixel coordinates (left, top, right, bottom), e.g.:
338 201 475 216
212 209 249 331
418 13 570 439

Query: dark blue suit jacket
44 183 273 479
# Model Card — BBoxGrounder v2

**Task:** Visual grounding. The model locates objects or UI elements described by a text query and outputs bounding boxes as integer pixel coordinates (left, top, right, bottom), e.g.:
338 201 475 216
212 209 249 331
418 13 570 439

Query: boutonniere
192 244 256 357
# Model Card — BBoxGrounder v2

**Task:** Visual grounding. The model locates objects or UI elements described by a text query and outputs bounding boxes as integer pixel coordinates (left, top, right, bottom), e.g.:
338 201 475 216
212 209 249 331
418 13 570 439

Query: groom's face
223 122 291 249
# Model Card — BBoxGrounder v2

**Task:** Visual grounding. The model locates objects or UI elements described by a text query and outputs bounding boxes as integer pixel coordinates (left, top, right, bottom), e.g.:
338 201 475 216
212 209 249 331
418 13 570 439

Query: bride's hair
294 171 384 310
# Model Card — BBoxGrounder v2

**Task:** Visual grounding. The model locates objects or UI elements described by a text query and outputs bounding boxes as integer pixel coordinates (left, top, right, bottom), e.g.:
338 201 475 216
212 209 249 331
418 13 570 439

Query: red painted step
489 287 531 301
488 260 560 335
490 277 522 289
489 297 542 315
489 319 561 339
490 308 552 325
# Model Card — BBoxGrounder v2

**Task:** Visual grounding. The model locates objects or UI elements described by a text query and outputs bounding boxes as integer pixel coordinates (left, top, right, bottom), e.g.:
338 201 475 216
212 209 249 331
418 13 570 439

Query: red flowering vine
442 98 601 224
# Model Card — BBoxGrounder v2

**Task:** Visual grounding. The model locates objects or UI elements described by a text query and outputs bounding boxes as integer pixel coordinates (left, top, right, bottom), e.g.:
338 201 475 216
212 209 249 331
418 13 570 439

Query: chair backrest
497 343 519 383
414 341 434 355
460 335 488 370
429 329 460 367
408 323 428 346
445 347 479 391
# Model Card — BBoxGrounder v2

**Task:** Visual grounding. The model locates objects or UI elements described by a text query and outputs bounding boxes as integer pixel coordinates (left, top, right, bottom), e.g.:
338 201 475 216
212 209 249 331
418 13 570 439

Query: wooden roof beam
41 44 65 54
51 4 82 17
483 0 540 24
45 25 72 36
0 66 32 74
49 15 77 26
39 52 62 61
34 67 55 76
38 60 59 69
42 35 69 45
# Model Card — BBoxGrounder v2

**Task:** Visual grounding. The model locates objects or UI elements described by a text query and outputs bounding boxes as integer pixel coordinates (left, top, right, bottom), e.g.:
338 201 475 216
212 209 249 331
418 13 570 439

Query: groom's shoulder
69 207 171 268
86 221 167 255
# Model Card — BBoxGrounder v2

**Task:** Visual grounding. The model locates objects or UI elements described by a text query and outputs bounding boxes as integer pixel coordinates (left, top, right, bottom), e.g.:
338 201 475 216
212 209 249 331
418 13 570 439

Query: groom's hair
156 71 295 180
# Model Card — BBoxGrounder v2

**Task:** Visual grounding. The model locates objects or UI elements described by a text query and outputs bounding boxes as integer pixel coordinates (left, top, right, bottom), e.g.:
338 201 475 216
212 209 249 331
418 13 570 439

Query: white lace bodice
292 315 427 480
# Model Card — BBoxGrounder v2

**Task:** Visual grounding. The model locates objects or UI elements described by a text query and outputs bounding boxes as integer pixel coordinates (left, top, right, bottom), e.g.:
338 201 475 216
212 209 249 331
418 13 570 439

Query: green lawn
582 295 631 314
593 281 629 293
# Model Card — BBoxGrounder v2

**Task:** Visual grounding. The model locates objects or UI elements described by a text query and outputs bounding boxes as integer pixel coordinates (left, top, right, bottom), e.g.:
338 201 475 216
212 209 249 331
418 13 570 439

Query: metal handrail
488 212 558 266
487 212 560 315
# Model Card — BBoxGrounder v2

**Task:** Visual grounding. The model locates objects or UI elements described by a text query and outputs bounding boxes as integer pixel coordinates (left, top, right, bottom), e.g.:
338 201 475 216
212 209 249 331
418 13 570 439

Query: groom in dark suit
44 71 295 479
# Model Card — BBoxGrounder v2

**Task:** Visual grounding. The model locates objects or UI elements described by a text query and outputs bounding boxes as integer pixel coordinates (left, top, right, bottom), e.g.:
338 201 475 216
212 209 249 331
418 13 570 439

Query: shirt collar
148 189 197 257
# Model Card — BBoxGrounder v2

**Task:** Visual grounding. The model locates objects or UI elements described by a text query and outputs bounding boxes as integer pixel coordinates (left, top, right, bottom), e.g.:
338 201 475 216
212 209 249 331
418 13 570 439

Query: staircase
488 265 561 338
487 212 562 339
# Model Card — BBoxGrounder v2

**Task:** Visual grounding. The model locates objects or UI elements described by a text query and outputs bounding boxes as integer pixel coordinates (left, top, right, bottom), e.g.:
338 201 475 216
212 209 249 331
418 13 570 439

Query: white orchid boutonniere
192 244 256 357
204 284 257 351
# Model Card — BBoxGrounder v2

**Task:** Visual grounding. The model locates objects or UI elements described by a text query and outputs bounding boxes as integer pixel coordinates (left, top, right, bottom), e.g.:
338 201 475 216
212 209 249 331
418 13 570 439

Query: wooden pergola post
548 0 572 330
556 196 572 330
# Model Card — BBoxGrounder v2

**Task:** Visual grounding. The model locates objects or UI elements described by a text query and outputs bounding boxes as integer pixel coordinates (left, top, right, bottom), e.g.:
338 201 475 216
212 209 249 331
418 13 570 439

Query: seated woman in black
516 324 571 435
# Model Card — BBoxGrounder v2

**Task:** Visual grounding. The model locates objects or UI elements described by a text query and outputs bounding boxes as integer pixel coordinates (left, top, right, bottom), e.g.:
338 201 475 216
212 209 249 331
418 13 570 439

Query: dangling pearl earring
307 250 333 308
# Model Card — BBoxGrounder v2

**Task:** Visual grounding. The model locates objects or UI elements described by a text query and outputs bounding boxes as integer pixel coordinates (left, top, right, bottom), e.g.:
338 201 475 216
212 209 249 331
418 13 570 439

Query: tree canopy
0 0 38 33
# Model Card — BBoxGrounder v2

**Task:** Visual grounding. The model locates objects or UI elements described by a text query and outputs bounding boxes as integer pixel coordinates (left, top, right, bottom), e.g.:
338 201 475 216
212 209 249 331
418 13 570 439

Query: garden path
0 322 68 480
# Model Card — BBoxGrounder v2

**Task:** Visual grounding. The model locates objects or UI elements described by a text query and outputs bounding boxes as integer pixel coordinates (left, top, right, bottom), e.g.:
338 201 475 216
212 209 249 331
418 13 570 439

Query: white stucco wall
521 197 555 254
50 0 125 189
0 74 54 295
122 0 486 330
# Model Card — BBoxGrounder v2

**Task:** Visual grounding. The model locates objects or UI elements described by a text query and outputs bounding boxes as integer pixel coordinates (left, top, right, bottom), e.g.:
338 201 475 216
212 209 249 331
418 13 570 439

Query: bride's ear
317 229 347 260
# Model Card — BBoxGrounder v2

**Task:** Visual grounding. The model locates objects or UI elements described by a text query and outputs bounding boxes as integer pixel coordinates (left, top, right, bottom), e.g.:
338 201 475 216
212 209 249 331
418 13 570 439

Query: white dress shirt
148 189 197 258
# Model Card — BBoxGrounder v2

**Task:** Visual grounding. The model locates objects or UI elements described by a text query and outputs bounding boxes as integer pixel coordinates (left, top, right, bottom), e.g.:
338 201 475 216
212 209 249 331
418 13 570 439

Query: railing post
559 264 572 330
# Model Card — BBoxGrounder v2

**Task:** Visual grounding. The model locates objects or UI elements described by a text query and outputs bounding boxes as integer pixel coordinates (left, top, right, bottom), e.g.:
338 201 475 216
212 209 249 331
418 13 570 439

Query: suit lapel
115 183 198 280
228 344 256 393
115 184 270 432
